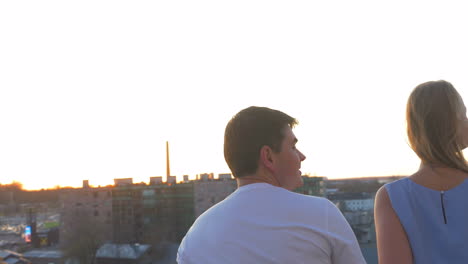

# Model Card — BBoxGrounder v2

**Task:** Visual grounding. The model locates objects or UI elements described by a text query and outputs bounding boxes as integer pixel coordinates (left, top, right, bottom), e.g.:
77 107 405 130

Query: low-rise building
218 173 232 180
0 250 31 264
22 250 66 264
295 176 326 197
95 243 152 264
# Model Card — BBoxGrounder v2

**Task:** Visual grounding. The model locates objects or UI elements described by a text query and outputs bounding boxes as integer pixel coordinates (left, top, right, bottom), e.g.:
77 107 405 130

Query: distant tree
11 181 23 190
0 181 23 191
61 209 106 264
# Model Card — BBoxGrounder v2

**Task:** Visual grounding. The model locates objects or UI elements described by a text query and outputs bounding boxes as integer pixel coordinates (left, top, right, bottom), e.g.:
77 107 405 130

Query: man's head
224 106 306 190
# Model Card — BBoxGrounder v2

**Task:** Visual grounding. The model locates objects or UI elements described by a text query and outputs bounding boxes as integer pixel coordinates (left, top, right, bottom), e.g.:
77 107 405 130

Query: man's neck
236 169 281 188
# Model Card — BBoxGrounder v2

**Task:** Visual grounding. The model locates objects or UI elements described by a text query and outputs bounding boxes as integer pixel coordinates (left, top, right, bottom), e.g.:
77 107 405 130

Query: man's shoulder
282 189 331 206
191 192 239 225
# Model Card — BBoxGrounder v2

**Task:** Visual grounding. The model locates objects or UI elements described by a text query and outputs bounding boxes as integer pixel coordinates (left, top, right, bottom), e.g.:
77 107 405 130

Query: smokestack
166 141 170 178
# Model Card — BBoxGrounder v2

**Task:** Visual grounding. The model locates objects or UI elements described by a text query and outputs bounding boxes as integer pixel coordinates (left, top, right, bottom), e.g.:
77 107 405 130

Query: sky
1 0 468 190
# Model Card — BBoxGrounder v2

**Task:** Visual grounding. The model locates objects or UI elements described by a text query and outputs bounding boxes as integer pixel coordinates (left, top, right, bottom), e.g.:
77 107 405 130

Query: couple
177 80 468 264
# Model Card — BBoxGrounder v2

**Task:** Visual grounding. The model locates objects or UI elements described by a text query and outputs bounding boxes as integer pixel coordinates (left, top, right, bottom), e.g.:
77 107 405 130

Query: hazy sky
1 1 468 190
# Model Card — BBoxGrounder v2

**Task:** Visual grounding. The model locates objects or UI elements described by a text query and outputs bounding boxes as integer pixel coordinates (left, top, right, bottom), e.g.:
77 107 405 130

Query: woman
375 80 468 264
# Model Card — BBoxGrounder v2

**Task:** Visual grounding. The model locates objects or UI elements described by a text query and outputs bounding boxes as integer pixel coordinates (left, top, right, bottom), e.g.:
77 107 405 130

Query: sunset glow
1 0 467 190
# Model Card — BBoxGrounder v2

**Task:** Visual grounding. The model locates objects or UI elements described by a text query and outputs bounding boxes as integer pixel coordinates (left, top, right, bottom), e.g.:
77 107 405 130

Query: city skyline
2 1 468 190
0 161 408 191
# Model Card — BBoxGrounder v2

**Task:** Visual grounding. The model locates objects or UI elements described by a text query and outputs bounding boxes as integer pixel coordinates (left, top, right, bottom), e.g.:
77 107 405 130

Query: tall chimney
166 141 170 179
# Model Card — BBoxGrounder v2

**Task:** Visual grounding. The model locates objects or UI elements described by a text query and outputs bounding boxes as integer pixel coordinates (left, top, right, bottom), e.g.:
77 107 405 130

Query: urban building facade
59 185 114 246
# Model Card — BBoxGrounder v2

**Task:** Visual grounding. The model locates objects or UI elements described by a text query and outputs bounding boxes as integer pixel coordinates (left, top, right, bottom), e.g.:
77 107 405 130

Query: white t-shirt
177 183 366 264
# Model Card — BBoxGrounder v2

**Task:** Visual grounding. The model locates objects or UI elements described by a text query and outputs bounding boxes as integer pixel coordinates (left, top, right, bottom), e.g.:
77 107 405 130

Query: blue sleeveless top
385 177 468 264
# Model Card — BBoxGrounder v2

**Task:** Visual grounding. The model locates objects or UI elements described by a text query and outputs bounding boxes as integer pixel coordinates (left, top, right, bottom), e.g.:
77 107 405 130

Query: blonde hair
407 80 468 172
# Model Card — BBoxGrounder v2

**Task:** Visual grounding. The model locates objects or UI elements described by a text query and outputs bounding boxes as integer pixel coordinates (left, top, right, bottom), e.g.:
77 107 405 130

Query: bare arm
374 186 413 264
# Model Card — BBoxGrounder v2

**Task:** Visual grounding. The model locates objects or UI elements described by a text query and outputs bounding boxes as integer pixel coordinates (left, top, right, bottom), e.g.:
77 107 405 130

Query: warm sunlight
1 0 468 190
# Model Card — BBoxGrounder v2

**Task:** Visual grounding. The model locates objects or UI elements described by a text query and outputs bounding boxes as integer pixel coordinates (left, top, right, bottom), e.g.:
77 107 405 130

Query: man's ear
259 145 275 172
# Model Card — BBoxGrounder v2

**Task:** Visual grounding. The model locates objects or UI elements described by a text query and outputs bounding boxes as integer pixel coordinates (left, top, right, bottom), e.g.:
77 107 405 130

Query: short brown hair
406 80 468 172
224 106 298 178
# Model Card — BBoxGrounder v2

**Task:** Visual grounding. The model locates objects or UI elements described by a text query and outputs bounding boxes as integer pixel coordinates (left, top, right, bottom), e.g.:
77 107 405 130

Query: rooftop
96 243 151 259
22 249 64 259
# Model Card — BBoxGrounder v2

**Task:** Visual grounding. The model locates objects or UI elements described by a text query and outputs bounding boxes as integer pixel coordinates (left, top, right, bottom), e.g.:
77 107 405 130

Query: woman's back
376 80 468 264
385 175 468 264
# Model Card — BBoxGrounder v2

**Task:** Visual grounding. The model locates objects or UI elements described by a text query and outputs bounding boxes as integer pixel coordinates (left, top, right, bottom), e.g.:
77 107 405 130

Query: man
177 106 366 264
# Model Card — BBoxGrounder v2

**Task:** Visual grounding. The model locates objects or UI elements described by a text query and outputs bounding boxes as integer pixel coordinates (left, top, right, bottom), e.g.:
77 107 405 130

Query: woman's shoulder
383 177 411 192
376 177 414 209
375 184 391 210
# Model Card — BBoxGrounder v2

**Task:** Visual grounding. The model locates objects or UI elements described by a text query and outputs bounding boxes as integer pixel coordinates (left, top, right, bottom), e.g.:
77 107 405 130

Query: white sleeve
325 200 367 264
176 244 185 263
177 236 192 264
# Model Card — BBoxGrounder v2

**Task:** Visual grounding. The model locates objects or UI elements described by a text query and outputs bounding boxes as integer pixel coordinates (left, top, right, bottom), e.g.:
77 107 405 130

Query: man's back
177 183 366 264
